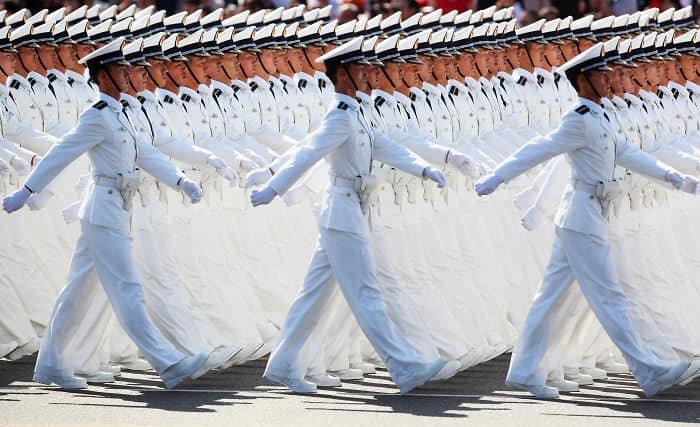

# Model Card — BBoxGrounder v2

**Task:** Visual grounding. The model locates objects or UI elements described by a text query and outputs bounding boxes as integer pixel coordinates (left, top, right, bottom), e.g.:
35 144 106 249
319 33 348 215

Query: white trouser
265 227 429 386
35 221 184 377
507 226 675 393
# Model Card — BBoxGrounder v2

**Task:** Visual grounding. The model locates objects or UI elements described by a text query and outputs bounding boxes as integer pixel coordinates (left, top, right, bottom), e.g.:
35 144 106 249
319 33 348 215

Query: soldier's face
128 66 149 92
106 64 130 92
620 68 638 94
147 59 169 87
166 60 193 86
273 51 293 75
75 44 94 63
559 39 580 61
644 62 661 85
19 47 44 73
432 57 447 80
527 42 548 69
474 51 492 76
543 43 565 67
188 56 210 84
346 63 369 91
577 38 595 52
679 54 697 80
237 51 258 77
286 48 305 72
604 69 623 96
37 45 61 70
587 69 613 97
259 49 278 75
56 43 80 70
203 56 226 81
366 65 383 88
0 51 17 75
417 56 434 82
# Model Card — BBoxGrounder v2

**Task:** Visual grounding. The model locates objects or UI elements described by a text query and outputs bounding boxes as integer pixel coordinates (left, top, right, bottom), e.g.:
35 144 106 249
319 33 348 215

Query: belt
573 180 597 195
331 176 357 188
92 175 119 189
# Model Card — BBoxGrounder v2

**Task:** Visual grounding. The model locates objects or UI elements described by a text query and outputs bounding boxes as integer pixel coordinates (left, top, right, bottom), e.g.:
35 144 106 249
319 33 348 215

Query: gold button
108 189 113 195
346 193 351 197
589 195 594 200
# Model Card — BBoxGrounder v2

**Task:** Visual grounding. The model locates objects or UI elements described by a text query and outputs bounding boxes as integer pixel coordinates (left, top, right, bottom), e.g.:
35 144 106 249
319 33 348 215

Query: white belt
92 175 119 189
331 175 357 188
572 180 597 195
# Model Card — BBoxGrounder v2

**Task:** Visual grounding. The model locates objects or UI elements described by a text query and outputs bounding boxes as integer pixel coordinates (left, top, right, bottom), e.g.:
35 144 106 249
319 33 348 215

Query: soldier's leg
506 229 577 386
559 227 677 391
321 228 427 385
84 222 183 375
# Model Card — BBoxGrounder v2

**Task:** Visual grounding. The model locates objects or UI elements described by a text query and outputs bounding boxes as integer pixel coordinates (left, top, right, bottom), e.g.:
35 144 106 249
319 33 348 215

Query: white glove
61 200 81 224
520 205 546 231
3 186 32 213
665 170 683 190
0 158 9 176
9 156 30 176
242 149 267 167
219 167 240 187
250 186 277 207
513 185 539 211
178 178 203 204
447 151 479 179
475 173 505 196
75 174 90 194
244 167 273 188
239 158 258 174
206 155 227 171
423 167 447 188
680 175 700 195
27 188 54 211
283 184 311 206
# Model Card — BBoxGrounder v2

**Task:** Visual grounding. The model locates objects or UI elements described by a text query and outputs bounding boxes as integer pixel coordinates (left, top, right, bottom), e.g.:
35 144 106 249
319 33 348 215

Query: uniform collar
156 87 181 105
294 71 315 85
657 85 673 98
447 79 467 92
231 79 250 91
686 81 700 95
249 75 269 89
464 76 480 89
668 81 689 98
409 86 427 101
600 97 615 110
334 92 360 111
578 97 603 116
496 71 514 82
315 70 330 83
137 90 157 103
422 81 439 95
513 68 536 83
478 76 493 87
197 83 212 96
624 93 643 106
120 92 141 109
278 73 294 86
47 68 67 82
355 91 372 106
371 89 394 105
211 79 233 96
65 69 87 84
8 74 29 88
393 91 411 105
534 67 553 80
27 71 49 86
0 83 7 96
611 95 627 109
179 86 201 102
99 92 123 112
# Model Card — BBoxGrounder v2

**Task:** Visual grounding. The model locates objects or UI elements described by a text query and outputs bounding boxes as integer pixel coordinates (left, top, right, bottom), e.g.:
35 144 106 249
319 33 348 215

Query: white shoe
580 367 607 380
506 381 559 399
428 360 461 382
264 373 317 394
546 379 579 392
458 347 483 371
161 353 208 389
306 374 342 387
119 358 152 372
564 372 594 386
34 372 88 389
597 362 629 374
677 360 700 386
350 362 376 375
248 341 274 361
328 368 363 380
7 338 41 361
75 371 115 383
99 363 121 376
207 346 243 371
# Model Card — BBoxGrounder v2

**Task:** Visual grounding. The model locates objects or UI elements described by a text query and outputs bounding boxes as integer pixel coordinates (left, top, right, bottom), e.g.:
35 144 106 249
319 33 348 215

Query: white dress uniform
264 93 442 392
27 71 68 136
495 98 684 395
46 69 80 129
27 93 187 379
65 70 97 112
8 74 44 131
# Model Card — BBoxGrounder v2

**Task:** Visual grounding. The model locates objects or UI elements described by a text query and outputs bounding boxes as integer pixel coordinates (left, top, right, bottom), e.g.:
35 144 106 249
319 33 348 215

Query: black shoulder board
28 77 36 86
409 92 416 101
337 102 348 110
536 75 544 85
67 77 75 85
574 105 589 115
213 88 222 98
9 80 19 89
517 76 527 86
449 86 459 96
180 94 191 102
47 74 57 83
374 97 385 107
672 88 679 99
298 79 307 89
232 85 241 93
249 81 259 91
120 99 129 108
137 95 145 104
626 99 631 107
657 89 664 99
163 95 173 104
318 79 326 89
93 100 108 110
554 74 561 84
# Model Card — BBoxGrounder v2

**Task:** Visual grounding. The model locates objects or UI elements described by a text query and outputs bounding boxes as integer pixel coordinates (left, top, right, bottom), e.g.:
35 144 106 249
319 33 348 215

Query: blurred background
3 0 698 27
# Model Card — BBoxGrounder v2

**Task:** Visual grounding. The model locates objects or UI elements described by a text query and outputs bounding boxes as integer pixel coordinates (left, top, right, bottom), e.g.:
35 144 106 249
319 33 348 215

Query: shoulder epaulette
298 79 307 89
67 77 75 85
93 100 108 110
318 79 326 89
625 99 631 107
517 76 527 86
337 101 348 110
180 94 191 102
120 99 129 108
212 88 222 98
47 74 57 83
163 95 173 104
137 95 145 104
409 92 416 102
657 89 664 99
28 77 36 86
249 81 259 92
374 97 385 107
574 105 590 115
449 86 459 96
536 75 544 86
232 85 241 93
672 88 679 99
9 80 19 89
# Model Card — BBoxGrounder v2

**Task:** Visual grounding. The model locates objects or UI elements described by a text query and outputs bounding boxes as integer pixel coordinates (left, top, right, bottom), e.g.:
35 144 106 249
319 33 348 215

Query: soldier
2 38 210 390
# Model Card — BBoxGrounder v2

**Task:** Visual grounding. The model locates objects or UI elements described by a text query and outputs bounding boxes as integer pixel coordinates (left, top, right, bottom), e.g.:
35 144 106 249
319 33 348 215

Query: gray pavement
2 354 700 426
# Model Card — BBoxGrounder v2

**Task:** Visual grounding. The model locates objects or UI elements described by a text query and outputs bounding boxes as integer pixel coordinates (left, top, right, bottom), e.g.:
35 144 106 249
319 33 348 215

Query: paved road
2 354 700 426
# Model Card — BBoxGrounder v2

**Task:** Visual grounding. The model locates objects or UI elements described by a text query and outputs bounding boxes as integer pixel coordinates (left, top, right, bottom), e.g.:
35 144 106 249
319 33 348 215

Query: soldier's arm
615 139 675 182
373 133 431 178
135 136 186 191
24 108 104 194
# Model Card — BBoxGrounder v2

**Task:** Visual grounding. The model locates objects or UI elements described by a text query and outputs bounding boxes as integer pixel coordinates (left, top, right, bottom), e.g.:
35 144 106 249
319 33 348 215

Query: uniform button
346 193 351 197
589 195 594 200
108 189 113 195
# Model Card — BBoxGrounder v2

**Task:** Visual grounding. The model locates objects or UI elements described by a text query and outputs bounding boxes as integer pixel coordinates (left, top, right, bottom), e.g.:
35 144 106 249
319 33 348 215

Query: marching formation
2 2 700 399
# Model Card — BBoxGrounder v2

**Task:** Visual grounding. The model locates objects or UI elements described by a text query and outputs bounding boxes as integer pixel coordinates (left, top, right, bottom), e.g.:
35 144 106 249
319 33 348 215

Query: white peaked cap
233 26 255 42
222 11 250 27
440 10 458 25
134 5 156 21
558 42 610 75
201 8 223 27
78 36 127 65
454 10 472 26
375 33 399 54
303 9 319 23
99 5 118 21
316 36 363 64
380 11 401 30
247 10 266 26
263 7 284 23
65 5 87 24
116 4 136 20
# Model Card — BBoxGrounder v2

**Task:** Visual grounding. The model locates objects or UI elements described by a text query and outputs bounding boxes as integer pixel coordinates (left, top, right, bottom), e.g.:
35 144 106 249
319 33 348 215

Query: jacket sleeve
24 109 104 193
248 122 298 154
494 111 588 183
615 140 672 181
385 128 449 166
155 134 212 167
4 116 60 156
373 133 431 177
136 137 186 190
268 110 350 196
